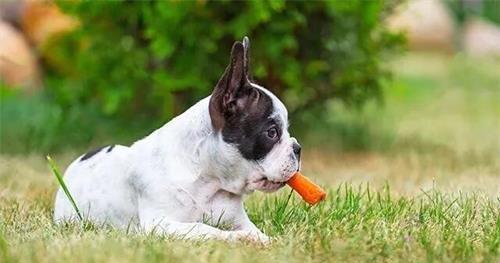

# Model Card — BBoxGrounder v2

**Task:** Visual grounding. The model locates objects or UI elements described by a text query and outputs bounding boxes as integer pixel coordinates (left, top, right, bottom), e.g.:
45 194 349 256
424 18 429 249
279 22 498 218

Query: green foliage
0 91 154 154
46 0 403 120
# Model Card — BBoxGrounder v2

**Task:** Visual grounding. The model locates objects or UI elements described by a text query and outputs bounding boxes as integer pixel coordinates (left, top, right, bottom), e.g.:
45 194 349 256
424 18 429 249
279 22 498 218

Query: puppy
54 37 301 243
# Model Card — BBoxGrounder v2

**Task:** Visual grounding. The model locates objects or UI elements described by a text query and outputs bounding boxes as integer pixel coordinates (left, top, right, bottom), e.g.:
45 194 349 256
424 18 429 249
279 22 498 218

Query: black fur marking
80 146 107 161
107 145 115 153
221 87 280 160
209 37 282 160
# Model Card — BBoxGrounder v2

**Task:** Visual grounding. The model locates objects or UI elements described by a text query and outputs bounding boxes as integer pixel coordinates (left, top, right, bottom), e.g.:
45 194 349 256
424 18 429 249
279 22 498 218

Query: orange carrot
287 172 326 205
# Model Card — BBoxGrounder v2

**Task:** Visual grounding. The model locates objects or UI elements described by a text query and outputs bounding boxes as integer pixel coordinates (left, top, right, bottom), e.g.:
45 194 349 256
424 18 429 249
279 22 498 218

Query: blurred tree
46 0 404 122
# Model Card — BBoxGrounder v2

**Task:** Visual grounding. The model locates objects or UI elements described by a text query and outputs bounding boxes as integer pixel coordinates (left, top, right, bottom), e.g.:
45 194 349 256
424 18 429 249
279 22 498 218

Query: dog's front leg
230 202 270 244
141 217 270 243
141 220 230 240
138 197 267 243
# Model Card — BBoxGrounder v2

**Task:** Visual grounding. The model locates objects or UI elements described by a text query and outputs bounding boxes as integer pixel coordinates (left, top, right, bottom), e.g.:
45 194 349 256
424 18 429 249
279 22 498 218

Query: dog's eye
267 127 278 139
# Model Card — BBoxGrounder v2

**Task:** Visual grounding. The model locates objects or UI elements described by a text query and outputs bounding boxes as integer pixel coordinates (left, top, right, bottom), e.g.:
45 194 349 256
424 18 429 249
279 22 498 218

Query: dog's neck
134 96 250 196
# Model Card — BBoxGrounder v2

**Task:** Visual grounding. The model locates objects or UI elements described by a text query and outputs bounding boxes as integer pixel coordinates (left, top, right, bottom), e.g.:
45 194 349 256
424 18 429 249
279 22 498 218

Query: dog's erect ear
210 37 255 130
242 36 251 79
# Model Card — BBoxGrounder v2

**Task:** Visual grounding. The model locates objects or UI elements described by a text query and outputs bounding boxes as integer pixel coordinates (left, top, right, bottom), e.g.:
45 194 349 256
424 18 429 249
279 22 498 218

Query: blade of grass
47 155 83 221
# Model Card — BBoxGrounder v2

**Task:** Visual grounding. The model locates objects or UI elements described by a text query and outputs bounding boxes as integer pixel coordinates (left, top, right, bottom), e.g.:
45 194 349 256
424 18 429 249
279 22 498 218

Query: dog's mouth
249 177 287 193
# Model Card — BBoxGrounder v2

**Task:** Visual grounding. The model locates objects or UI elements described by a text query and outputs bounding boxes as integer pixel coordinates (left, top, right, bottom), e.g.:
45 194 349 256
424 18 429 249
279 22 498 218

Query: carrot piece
287 172 326 205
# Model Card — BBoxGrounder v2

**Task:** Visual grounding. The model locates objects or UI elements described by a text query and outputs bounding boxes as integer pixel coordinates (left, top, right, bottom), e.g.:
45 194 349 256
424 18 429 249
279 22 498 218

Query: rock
463 18 500 58
387 0 455 52
0 0 25 26
21 0 78 49
0 20 40 90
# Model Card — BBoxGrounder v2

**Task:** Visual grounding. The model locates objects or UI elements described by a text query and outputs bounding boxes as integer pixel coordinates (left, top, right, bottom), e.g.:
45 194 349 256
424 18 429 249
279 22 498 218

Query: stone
387 0 455 52
463 18 500 57
21 0 78 49
0 20 40 90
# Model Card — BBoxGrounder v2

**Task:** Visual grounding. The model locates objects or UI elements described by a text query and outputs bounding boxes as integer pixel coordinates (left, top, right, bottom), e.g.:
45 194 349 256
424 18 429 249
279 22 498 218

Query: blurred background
0 0 499 197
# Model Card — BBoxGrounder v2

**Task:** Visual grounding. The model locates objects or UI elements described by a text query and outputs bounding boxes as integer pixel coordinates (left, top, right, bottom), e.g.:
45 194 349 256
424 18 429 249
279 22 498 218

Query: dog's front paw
229 230 271 245
248 231 271 246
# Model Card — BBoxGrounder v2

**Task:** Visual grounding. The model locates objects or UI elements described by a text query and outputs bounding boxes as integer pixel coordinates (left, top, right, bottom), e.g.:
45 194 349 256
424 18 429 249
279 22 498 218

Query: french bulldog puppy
54 37 301 243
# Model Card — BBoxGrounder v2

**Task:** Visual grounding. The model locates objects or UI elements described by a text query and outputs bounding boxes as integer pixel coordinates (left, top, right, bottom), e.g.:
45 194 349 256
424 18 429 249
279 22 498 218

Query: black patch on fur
209 37 282 160
221 87 281 160
80 146 107 161
107 145 115 152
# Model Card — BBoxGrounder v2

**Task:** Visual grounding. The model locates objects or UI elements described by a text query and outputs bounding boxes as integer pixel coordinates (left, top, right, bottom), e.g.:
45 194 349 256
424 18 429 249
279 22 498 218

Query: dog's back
53 144 139 227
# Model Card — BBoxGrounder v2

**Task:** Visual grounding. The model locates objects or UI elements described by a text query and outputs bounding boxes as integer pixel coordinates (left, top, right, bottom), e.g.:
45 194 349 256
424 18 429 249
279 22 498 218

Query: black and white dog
54 37 301 243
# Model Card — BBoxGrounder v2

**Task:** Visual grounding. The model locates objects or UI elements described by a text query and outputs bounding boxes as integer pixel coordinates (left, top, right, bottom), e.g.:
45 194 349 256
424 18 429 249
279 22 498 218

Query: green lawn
1 53 499 262
1 185 498 262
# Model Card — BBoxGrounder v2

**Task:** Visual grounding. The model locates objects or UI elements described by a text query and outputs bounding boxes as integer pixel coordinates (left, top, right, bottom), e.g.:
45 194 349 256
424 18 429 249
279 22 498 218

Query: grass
46 156 82 221
0 52 499 262
301 53 499 196
0 185 498 262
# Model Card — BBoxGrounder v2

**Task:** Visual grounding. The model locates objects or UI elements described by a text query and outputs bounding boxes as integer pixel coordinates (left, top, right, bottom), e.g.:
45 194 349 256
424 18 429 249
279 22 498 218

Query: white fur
54 86 299 243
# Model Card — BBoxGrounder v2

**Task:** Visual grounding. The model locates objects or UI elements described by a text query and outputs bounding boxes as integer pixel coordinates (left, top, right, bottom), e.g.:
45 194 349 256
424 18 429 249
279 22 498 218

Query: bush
0 88 154 154
47 0 403 121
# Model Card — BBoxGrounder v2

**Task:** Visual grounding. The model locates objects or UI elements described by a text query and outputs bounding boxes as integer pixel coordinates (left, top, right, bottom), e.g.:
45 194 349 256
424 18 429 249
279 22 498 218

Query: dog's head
209 37 301 194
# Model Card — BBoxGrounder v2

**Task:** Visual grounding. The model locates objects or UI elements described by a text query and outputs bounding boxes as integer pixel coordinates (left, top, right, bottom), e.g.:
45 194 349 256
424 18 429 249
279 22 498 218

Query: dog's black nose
293 142 301 159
